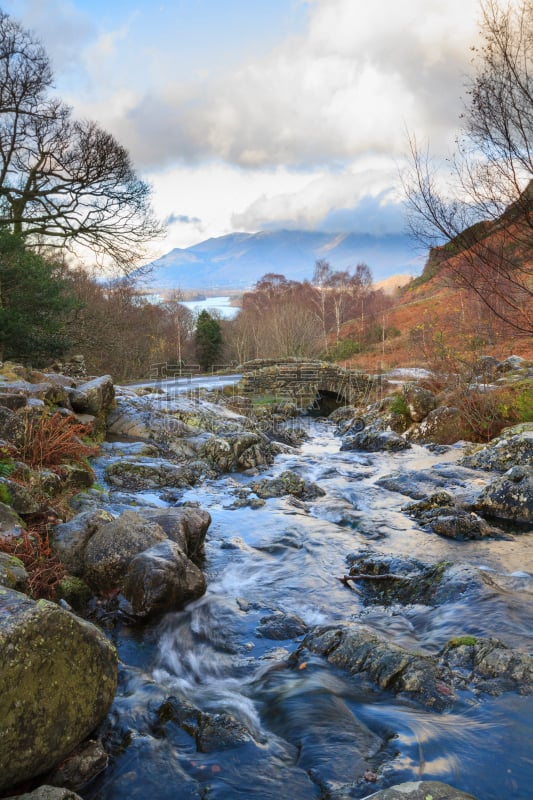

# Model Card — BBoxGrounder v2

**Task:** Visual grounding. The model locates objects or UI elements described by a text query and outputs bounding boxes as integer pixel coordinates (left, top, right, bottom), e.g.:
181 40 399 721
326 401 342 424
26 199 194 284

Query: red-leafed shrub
17 412 99 469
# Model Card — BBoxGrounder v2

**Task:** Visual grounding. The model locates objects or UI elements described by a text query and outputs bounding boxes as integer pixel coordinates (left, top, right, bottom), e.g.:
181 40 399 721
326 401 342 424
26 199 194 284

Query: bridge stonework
237 359 378 408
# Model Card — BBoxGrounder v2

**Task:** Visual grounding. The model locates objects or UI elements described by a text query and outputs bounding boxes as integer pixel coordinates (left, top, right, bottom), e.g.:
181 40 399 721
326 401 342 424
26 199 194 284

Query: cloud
108 0 481 170
165 213 202 226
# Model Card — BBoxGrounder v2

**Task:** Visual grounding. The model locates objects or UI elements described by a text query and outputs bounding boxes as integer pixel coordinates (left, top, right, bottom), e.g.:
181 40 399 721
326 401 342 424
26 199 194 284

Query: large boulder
0 588 117 793
0 552 27 590
122 539 206 617
461 424 533 472
69 375 114 416
341 428 410 453
474 465 533 523
407 406 468 444
9 789 84 800
138 506 211 564
403 383 437 422
0 500 25 536
83 510 167 593
104 458 201 491
51 509 115 575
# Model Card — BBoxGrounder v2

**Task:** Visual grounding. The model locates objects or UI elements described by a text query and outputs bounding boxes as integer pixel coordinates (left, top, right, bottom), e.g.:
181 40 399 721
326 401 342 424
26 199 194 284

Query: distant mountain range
140 230 422 291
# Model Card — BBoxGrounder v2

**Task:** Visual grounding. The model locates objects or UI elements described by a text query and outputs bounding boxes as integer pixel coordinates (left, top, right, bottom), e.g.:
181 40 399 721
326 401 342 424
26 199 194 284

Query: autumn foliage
17 412 99 469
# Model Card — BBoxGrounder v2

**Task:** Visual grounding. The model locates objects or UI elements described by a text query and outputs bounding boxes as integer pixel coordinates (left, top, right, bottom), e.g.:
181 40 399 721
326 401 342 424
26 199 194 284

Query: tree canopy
0 10 161 269
404 0 533 335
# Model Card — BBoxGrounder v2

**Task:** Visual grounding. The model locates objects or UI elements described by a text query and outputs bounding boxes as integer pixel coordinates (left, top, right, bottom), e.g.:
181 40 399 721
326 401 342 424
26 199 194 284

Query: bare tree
0 11 161 269
404 0 533 335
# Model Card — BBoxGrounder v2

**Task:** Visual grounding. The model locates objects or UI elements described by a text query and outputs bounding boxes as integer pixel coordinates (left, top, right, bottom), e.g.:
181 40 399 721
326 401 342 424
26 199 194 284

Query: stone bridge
237 358 380 412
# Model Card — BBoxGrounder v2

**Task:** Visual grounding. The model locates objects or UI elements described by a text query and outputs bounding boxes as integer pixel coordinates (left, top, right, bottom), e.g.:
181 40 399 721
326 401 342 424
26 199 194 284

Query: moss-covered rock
474 465 533 523
0 552 27 590
0 588 117 792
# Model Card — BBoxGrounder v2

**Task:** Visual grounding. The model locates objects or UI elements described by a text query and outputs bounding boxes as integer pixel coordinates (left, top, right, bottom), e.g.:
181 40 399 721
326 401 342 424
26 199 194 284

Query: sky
1 0 483 262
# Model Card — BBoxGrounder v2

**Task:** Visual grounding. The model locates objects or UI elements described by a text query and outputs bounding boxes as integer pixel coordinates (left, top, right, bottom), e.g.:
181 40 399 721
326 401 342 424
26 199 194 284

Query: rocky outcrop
50 507 211 616
407 406 468 444
461 424 533 472
474 465 533 523
301 623 533 710
341 428 410 452
250 470 325 500
83 511 168 593
0 588 117 793
403 492 496 539
123 539 206 618
69 375 114 417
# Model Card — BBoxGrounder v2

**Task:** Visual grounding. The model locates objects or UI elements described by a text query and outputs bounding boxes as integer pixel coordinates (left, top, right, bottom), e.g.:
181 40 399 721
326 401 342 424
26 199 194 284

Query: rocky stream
2 362 533 800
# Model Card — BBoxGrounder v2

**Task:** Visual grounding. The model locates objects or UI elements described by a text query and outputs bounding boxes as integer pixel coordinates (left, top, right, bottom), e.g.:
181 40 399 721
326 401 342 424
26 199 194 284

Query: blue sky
2 0 482 262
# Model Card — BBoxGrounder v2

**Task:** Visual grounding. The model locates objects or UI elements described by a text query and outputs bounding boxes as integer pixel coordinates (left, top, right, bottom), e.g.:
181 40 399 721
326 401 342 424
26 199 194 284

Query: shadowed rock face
0 589 117 793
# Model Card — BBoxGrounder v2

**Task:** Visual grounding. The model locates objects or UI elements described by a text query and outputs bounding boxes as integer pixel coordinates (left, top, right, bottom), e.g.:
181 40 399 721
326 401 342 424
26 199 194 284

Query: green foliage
195 310 223 371
390 393 410 417
0 482 11 504
323 338 361 361
447 636 477 648
0 233 77 365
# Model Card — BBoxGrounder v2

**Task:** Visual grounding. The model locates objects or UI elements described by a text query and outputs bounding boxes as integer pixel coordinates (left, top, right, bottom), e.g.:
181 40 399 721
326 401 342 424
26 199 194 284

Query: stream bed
84 417 533 800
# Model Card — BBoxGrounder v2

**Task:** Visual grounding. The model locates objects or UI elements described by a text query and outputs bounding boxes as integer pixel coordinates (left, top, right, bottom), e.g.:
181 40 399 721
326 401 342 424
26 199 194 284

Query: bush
0 525 65 600
17 412 99 470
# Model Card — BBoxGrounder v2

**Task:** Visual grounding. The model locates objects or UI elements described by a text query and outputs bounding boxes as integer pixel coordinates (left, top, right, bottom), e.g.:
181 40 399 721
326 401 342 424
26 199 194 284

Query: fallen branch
339 573 407 585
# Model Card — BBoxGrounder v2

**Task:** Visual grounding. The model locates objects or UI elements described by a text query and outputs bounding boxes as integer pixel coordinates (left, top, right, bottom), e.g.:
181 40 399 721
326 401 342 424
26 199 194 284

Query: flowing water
85 418 533 800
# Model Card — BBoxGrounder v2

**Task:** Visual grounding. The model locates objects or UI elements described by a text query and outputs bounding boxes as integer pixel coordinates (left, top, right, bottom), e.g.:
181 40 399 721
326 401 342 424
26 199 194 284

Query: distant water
182 295 239 319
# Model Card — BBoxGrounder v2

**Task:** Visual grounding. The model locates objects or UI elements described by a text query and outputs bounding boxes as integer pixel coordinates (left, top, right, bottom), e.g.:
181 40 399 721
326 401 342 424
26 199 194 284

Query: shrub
17 412 99 470
0 525 65 600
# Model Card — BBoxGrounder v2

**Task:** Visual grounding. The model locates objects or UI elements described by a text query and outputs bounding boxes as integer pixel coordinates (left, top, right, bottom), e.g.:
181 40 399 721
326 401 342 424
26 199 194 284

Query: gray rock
51 509 115 575
407 406 467 444
0 552 27 590
474 465 533 523
341 428 410 453
0 588 117 793
461 425 533 472
45 739 108 790
256 613 309 640
123 539 206 617
138 506 211 564
104 457 200 491
0 501 24 536
403 383 436 422
362 781 478 800
83 510 167 592
69 375 114 416
0 477 40 514
251 470 325 500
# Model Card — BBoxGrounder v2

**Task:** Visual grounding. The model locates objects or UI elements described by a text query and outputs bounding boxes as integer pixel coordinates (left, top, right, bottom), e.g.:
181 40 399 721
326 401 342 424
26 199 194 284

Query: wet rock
199 431 273 472
137 506 211 564
303 624 456 710
474 465 533 523
461 424 533 472
0 588 117 793
0 552 27 590
51 509 115 575
341 428 410 453
46 739 109 791
123 539 206 617
251 470 325 500
404 493 495 539
403 383 436 422
361 781 478 800
0 405 25 441
407 406 468 445
0 391 27 410
83 510 168 593
156 694 254 752
344 555 492 606
440 636 533 695
376 471 451 500
256 613 309 640
0 380 71 407
104 457 201 491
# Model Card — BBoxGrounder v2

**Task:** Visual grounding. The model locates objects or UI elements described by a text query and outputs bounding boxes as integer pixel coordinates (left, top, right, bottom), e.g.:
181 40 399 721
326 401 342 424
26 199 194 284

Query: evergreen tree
0 233 76 365
195 310 222 371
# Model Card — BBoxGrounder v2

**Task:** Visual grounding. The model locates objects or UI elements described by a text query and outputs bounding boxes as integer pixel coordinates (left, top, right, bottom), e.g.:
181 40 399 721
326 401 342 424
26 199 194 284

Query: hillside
140 229 421 290
343 199 533 371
